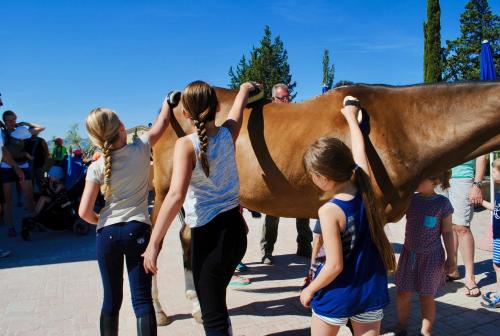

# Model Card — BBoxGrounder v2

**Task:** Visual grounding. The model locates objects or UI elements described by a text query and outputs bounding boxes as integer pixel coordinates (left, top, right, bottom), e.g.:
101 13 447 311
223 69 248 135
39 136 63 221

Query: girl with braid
143 80 261 336
78 96 172 336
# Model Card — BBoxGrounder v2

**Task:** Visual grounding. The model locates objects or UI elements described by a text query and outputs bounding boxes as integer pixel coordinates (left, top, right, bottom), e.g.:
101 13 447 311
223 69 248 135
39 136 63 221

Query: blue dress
311 194 389 318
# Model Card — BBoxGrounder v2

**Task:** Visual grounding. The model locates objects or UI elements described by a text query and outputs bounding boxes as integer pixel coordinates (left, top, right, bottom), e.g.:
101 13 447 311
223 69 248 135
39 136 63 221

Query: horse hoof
155 311 172 326
185 290 197 300
192 308 203 324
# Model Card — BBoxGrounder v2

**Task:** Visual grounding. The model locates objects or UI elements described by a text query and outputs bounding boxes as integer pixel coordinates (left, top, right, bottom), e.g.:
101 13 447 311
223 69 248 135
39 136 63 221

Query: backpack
4 131 28 164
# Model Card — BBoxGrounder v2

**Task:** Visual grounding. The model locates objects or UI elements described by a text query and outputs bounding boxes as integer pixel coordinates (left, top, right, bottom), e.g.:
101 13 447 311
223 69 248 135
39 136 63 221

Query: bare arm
341 100 370 176
222 82 260 142
300 203 344 308
311 234 323 265
18 121 45 135
441 214 454 273
482 200 494 211
78 181 100 225
142 137 194 274
470 155 486 204
147 96 172 147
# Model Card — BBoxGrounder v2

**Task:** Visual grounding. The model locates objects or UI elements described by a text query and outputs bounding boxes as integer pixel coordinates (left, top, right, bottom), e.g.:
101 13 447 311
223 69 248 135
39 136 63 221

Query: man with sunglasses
260 84 313 265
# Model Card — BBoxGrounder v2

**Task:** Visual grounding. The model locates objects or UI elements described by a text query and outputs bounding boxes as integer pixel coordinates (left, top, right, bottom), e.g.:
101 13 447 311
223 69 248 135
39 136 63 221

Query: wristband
472 181 482 188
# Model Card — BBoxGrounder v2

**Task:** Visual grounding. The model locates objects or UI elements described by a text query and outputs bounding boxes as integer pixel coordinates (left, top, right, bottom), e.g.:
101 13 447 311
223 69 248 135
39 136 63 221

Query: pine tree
443 0 500 81
229 26 297 99
423 0 443 82
322 49 335 89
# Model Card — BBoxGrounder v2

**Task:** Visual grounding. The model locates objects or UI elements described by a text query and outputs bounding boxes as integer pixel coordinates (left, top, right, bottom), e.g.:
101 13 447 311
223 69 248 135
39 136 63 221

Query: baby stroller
21 156 90 241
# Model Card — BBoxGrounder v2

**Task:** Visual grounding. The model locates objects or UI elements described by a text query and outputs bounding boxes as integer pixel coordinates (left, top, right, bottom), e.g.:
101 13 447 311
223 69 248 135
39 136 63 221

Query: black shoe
250 210 262 218
296 245 312 258
137 313 157 336
100 314 119 336
261 255 273 265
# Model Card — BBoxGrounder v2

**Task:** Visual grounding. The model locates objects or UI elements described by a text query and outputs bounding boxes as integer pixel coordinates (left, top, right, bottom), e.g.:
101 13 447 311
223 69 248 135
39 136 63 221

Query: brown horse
151 82 500 324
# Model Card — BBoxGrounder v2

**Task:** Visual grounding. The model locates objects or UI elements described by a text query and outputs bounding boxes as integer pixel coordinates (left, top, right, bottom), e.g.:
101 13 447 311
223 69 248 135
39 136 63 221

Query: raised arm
222 82 261 142
147 95 172 147
341 97 370 176
142 137 194 274
18 121 45 135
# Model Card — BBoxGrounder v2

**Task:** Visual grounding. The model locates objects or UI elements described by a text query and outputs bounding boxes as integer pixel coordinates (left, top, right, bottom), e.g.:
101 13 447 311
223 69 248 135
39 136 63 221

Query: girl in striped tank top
300 96 395 336
142 80 260 336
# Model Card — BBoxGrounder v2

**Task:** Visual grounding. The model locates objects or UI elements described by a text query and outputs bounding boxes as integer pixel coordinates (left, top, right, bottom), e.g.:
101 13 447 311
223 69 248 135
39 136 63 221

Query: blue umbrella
480 40 497 244
480 40 496 81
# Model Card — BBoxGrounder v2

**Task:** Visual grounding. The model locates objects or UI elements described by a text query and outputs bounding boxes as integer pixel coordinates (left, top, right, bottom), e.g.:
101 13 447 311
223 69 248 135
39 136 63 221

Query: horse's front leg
179 210 203 324
152 273 172 326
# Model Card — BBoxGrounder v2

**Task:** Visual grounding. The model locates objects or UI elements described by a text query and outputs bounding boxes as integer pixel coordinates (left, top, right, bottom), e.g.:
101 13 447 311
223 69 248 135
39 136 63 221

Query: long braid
181 81 219 178
102 141 114 199
193 116 210 177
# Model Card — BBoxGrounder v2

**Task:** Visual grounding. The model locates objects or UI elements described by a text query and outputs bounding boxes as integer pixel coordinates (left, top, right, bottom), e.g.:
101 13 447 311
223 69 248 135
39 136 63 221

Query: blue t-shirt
311 194 389 318
493 191 500 240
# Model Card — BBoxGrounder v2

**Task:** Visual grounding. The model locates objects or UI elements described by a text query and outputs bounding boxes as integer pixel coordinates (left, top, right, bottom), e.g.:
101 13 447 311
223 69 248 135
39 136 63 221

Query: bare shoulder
319 202 344 220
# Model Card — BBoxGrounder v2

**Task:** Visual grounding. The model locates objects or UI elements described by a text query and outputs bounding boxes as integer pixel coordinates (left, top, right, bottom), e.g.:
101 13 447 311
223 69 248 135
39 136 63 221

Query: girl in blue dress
300 97 395 336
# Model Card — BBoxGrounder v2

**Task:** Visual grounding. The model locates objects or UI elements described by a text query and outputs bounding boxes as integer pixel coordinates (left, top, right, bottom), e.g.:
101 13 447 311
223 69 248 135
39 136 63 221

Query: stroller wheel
73 220 90 236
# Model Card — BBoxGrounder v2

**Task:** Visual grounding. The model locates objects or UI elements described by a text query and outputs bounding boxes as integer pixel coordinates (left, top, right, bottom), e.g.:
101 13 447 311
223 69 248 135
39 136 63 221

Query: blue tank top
311 194 389 318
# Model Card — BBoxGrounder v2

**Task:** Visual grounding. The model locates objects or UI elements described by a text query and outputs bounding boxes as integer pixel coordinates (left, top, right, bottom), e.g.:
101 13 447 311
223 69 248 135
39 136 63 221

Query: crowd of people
1 83 499 336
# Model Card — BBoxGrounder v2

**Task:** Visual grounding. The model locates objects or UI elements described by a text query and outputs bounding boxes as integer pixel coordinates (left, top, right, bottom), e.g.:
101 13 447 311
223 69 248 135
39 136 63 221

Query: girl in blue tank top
301 96 395 336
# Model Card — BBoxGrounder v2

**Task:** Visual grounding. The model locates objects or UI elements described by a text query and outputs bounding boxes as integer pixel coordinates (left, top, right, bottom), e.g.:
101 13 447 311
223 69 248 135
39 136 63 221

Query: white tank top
183 126 240 228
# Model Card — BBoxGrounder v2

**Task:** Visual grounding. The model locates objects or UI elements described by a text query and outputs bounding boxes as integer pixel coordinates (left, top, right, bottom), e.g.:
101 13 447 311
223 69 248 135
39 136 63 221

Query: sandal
480 294 500 308
482 291 497 303
446 274 460 282
464 285 481 297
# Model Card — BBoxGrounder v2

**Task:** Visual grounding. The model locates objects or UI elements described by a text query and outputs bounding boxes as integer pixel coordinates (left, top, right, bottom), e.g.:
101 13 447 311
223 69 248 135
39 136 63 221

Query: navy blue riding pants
96 221 154 318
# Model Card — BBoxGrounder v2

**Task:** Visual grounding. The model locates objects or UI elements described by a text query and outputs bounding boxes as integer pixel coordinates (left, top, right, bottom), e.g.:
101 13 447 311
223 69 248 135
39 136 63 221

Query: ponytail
353 168 396 273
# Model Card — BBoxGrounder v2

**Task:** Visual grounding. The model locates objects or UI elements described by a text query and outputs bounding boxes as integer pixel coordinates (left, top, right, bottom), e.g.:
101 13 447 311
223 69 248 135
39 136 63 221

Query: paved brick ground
0 202 498 335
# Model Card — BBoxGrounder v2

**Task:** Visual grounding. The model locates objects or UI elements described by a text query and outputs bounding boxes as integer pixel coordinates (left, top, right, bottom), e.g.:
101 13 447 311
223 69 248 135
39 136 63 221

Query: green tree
443 0 500 81
229 26 297 99
66 123 82 149
322 49 335 90
423 0 443 82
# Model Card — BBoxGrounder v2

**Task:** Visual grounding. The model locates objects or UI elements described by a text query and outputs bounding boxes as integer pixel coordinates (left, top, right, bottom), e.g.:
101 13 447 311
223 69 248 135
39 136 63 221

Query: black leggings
191 207 247 336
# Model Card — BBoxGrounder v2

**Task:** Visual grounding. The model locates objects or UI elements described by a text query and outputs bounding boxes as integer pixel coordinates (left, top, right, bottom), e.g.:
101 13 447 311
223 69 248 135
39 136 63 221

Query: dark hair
303 136 396 273
181 80 218 177
2 110 16 122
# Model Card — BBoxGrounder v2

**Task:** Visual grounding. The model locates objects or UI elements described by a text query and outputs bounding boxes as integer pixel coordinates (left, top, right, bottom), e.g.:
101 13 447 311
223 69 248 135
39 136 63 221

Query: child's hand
300 287 314 308
142 243 160 274
240 81 262 93
341 96 360 122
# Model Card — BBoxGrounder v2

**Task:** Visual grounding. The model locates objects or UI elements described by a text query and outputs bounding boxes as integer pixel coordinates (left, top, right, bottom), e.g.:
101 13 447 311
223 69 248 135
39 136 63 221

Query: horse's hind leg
179 210 202 324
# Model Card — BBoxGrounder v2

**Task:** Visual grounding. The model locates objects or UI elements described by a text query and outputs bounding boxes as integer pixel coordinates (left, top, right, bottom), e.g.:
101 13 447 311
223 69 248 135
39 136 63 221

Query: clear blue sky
1 0 499 139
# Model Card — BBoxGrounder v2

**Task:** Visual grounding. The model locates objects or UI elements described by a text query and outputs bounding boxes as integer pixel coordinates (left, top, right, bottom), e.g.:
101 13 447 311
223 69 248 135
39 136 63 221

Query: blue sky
1 0 499 139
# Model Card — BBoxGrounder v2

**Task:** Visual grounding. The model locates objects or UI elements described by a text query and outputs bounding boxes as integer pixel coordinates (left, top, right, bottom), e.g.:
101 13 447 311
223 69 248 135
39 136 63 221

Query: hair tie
353 164 360 172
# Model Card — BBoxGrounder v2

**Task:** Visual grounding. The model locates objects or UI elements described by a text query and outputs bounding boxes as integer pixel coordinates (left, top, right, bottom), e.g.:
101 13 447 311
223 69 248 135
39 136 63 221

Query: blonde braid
193 118 210 177
102 141 114 199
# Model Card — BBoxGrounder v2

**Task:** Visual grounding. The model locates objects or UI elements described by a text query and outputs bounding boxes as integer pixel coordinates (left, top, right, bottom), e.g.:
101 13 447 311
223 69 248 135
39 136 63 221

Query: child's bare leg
311 314 340 336
396 291 412 330
21 180 34 213
34 196 51 215
351 319 381 336
419 295 435 336
495 263 500 295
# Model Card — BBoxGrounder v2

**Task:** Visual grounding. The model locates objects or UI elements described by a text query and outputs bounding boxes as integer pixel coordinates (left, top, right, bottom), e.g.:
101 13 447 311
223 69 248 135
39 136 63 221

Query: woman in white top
143 81 260 336
78 96 172 336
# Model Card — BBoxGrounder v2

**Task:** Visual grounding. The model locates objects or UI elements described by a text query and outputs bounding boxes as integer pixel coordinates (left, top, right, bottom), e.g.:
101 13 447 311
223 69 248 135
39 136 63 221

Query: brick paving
0 202 498 335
